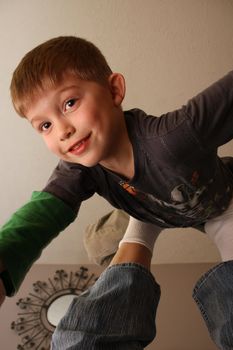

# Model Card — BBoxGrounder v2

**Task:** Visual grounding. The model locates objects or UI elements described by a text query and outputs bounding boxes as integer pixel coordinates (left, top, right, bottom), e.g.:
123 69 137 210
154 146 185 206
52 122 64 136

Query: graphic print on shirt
119 169 231 225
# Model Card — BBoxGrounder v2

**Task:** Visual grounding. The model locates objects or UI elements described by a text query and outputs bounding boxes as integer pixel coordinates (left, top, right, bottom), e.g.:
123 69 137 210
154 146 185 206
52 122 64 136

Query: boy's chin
61 156 99 167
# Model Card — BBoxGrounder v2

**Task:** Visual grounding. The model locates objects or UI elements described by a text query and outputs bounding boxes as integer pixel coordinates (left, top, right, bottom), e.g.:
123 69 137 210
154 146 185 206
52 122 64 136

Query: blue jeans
51 263 161 350
193 260 233 350
51 261 233 350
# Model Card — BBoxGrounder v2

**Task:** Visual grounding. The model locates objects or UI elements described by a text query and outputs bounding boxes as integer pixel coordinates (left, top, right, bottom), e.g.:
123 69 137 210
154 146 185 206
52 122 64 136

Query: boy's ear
108 73 126 106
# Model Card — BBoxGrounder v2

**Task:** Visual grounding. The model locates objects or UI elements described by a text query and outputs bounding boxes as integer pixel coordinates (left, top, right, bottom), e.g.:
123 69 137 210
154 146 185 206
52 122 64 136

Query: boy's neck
100 144 134 181
104 153 134 181
99 116 135 181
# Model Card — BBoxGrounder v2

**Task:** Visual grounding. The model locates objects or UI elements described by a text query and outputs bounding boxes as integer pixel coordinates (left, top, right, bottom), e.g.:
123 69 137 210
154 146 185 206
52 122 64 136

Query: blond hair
10 36 112 117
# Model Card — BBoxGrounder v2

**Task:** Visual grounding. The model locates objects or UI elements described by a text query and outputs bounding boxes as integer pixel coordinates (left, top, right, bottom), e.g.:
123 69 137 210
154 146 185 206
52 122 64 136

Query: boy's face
26 74 125 167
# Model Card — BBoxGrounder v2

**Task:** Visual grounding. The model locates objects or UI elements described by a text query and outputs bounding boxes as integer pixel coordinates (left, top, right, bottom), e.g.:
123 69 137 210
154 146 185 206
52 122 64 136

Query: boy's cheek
43 138 58 155
42 136 70 160
47 144 67 160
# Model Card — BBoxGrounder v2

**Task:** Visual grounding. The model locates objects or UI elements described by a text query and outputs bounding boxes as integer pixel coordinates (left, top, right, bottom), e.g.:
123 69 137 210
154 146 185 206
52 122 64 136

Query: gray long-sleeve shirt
1 70 233 294
44 70 233 228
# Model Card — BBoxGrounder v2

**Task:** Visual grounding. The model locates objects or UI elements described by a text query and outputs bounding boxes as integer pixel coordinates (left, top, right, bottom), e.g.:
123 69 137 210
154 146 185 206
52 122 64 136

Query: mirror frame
11 267 98 350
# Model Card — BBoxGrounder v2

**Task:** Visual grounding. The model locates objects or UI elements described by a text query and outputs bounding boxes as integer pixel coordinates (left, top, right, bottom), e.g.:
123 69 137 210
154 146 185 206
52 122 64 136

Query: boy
1 36 233 349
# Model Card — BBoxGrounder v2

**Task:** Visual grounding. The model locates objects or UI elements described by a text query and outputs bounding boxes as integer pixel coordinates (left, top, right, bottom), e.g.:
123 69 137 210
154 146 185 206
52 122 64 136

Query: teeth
71 141 83 151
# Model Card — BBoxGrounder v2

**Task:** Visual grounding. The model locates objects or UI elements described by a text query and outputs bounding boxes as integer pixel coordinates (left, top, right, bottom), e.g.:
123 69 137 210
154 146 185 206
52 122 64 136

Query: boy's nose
59 122 75 141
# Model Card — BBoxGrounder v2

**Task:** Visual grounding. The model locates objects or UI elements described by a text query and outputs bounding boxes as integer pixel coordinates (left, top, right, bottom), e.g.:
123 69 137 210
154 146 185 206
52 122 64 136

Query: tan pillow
83 209 129 267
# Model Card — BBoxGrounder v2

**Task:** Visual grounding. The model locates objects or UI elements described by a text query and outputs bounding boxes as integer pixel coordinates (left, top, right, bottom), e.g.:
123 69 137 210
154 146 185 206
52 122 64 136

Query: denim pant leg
51 263 161 350
193 261 233 350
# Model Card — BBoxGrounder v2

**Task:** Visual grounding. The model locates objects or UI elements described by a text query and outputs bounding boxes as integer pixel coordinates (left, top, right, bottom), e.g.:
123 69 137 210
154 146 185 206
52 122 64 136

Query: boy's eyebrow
29 116 42 126
28 84 82 125
58 84 82 93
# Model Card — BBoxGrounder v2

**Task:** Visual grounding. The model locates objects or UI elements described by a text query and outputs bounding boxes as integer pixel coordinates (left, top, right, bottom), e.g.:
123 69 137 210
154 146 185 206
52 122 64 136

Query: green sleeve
0 191 77 295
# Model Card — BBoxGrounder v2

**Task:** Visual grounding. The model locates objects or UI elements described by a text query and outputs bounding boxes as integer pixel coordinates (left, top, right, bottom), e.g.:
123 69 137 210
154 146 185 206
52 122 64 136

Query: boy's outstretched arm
0 160 97 301
0 191 77 298
183 70 233 149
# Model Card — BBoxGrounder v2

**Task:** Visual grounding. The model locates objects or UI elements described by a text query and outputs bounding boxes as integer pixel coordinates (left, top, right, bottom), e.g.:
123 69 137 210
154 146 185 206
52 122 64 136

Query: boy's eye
40 122 51 131
64 99 78 112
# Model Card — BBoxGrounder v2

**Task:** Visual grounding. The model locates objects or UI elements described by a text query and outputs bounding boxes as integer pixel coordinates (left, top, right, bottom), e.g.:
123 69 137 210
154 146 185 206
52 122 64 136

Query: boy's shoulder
124 108 156 133
124 108 164 138
124 108 150 122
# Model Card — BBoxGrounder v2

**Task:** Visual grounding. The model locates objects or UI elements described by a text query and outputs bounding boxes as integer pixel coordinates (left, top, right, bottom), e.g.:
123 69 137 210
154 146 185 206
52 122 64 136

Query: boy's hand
0 279 6 306
0 260 6 306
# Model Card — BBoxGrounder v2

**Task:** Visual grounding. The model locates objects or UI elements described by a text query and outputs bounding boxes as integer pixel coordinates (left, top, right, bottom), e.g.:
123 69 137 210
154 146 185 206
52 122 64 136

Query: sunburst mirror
11 267 98 350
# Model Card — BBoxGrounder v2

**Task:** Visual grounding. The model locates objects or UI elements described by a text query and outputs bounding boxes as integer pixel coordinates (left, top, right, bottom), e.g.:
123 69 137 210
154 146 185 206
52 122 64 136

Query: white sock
119 216 162 253
205 199 233 261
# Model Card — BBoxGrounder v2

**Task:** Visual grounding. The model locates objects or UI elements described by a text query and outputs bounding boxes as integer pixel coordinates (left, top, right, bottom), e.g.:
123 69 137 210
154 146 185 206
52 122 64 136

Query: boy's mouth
68 133 91 154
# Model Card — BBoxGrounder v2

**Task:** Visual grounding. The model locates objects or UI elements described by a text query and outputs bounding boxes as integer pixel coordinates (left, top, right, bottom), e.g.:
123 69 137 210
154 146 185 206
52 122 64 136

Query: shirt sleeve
183 70 233 150
43 160 96 211
0 191 77 295
51 263 161 350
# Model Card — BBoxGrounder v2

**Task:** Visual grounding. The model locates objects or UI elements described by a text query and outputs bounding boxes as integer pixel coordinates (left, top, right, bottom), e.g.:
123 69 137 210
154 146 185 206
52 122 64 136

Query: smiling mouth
68 133 91 154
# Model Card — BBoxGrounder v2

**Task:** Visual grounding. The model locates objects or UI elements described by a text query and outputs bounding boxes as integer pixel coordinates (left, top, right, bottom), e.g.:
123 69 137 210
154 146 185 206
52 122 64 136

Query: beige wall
0 1 233 347
0 263 218 350
1 0 233 265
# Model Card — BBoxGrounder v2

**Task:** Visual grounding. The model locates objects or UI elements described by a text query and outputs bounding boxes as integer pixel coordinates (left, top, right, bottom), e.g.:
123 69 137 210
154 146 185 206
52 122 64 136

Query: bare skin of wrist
0 278 6 306
0 259 6 306
109 242 152 270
